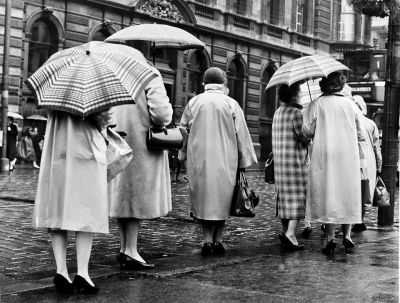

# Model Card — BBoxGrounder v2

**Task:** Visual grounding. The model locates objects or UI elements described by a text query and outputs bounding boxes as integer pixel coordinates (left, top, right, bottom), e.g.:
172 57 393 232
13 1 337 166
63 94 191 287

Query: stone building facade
0 0 371 160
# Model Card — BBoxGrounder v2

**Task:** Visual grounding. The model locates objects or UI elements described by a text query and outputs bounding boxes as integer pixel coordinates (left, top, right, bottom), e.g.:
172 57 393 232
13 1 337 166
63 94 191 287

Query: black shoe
73 275 99 294
278 233 285 245
201 242 213 257
53 274 74 294
351 223 367 232
212 242 225 255
122 255 155 270
320 224 327 233
343 238 355 253
281 234 304 251
322 240 336 255
301 227 312 239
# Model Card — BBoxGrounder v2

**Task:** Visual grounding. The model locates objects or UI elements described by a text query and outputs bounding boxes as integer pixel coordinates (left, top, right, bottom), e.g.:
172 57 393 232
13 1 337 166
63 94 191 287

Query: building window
187 50 208 96
339 0 355 41
227 58 245 108
228 0 247 15
269 0 281 25
261 65 277 119
27 18 58 78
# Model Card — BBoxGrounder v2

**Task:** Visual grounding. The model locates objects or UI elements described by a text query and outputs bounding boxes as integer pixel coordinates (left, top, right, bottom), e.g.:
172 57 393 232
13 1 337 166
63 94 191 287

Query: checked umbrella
25 41 158 117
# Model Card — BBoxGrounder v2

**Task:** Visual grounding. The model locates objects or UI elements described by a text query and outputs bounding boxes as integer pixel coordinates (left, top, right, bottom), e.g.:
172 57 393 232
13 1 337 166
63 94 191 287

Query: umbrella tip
86 50 90 55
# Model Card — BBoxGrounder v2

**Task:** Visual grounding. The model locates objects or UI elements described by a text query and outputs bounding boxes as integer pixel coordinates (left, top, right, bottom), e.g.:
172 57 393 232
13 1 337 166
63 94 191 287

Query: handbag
230 170 256 217
372 176 390 207
147 125 183 151
361 179 371 205
264 152 274 184
106 127 133 182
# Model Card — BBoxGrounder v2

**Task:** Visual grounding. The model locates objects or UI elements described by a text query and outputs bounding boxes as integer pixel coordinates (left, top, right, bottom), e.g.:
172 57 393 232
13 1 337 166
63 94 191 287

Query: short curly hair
319 72 346 94
278 83 301 103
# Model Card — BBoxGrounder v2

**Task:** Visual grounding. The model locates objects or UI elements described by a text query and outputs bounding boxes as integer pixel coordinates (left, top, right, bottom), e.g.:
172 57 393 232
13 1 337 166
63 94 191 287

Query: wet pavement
0 164 398 302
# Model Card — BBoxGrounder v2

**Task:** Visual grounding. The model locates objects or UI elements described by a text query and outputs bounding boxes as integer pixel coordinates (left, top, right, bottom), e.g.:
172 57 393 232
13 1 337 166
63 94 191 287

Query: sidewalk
0 165 398 302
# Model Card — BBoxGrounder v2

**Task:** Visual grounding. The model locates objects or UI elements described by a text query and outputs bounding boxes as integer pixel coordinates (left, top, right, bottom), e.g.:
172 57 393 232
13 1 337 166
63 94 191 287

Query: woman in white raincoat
32 110 110 294
303 72 367 255
352 95 382 232
109 41 173 270
180 67 257 257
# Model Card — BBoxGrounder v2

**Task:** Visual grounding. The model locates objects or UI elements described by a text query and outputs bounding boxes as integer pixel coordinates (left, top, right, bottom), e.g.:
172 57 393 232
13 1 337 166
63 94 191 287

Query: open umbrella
7 112 23 119
26 114 47 121
25 41 158 117
266 55 350 91
105 24 205 50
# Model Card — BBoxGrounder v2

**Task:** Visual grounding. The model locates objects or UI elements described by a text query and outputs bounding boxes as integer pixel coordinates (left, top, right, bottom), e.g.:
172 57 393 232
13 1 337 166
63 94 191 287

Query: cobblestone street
0 166 398 302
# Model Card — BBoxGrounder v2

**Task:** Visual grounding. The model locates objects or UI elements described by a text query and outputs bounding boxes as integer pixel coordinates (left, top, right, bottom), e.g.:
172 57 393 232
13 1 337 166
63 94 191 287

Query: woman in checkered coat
272 83 310 250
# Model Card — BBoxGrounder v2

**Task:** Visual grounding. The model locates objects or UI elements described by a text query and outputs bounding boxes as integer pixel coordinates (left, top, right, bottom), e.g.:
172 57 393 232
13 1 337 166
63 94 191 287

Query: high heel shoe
53 273 74 294
322 240 336 255
121 255 155 270
343 238 355 253
73 275 99 294
281 234 304 251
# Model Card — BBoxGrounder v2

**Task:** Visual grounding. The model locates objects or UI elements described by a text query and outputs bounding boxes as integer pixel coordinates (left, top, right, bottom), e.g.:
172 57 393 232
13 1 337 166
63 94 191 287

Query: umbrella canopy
105 24 205 50
26 114 47 121
7 112 23 119
25 41 158 117
266 55 350 90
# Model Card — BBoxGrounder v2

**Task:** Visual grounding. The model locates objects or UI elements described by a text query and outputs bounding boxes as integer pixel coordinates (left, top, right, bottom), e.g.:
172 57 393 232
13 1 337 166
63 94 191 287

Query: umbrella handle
306 80 312 102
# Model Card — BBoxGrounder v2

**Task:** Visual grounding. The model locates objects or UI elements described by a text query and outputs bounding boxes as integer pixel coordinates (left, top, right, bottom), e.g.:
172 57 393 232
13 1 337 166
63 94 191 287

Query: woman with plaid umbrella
272 83 310 251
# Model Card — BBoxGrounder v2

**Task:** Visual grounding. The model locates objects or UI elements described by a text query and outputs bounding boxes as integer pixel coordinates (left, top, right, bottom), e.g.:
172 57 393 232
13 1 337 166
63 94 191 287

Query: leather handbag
264 152 275 184
147 125 183 151
361 179 371 205
373 176 390 207
230 170 256 217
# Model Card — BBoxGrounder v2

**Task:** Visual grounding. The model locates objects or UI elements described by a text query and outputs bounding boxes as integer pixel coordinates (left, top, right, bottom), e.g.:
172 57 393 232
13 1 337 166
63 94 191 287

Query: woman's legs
117 218 127 254
75 232 95 286
325 223 336 242
280 219 289 234
285 219 300 245
201 220 214 243
51 230 71 282
124 218 146 263
342 224 352 240
213 220 226 243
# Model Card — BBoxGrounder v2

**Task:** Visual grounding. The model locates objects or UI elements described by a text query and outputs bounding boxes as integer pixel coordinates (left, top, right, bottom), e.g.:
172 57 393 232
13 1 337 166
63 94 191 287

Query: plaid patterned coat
272 103 309 219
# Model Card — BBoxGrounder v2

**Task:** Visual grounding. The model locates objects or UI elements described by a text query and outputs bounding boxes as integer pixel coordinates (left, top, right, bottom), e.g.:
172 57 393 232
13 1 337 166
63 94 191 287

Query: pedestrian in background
180 67 257 257
109 40 173 270
303 72 367 255
32 110 111 294
17 127 40 169
352 95 382 232
272 83 310 250
6 116 18 171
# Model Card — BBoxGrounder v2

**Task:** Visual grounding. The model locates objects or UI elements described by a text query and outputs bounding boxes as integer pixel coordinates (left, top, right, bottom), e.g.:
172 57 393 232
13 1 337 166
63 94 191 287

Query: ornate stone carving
138 0 184 23
42 6 54 16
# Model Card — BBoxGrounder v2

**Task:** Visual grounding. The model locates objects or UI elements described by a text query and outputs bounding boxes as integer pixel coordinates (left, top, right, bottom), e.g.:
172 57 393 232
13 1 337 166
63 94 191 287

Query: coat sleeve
145 69 173 126
355 109 367 168
293 109 310 147
232 102 258 168
302 102 317 138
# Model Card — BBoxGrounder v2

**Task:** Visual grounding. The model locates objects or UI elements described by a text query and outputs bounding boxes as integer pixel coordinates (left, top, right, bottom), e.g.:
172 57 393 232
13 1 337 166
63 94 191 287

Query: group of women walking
31 63 256 295
272 71 381 255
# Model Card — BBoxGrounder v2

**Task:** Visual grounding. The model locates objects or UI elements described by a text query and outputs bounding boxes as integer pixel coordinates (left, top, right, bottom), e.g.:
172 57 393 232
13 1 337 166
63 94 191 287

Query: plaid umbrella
266 55 350 90
105 24 205 50
25 41 158 117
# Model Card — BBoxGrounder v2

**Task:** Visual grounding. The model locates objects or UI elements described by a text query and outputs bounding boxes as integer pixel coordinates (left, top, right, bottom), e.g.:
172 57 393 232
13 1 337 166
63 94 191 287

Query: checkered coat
272 103 309 219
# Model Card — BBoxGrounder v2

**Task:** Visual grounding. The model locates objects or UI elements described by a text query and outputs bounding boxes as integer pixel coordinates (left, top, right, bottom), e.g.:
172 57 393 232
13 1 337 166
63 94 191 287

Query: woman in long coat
180 67 257 256
272 83 310 251
303 72 367 255
109 42 173 269
6 117 18 170
33 110 109 294
352 95 382 232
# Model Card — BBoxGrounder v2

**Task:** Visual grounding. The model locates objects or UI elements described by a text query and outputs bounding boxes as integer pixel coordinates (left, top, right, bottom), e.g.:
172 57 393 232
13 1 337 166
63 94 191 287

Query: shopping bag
230 170 256 217
373 176 390 207
264 152 274 184
106 127 133 182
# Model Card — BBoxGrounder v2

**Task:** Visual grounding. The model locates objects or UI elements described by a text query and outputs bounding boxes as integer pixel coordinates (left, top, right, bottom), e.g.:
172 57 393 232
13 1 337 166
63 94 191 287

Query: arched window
27 18 58 77
90 26 113 41
227 57 245 108
260 64 277 119
187 50 208 96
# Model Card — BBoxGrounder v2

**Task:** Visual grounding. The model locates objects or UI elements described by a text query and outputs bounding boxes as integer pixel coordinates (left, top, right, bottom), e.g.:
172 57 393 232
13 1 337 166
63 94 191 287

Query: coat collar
204 83 225 93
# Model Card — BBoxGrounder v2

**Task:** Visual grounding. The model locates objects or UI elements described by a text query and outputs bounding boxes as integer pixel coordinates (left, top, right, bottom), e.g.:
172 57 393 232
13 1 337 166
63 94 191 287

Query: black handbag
230 170 256 217
372 176 390 207
264 152 274 184
147 125 183 151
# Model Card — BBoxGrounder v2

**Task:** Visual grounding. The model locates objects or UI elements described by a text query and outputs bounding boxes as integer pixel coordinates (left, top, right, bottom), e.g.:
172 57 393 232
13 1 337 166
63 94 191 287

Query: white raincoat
180 84 257 220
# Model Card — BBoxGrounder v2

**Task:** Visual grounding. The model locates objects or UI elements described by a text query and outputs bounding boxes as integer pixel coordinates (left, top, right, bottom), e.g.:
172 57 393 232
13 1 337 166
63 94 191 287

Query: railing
296 34 311 47
331 42 371 53
230 14 251 30
264 24 283 39
194 4 214 19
